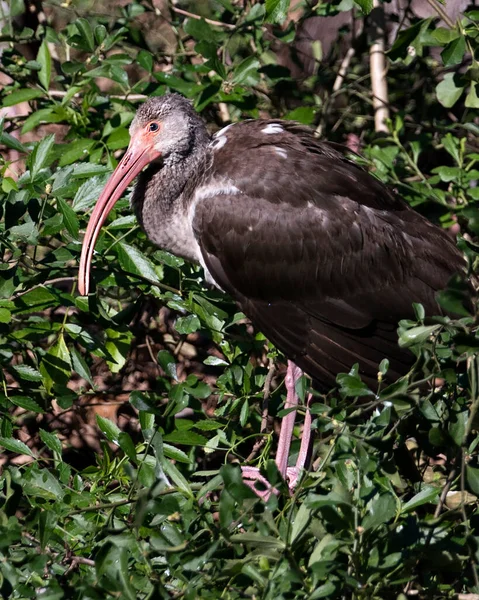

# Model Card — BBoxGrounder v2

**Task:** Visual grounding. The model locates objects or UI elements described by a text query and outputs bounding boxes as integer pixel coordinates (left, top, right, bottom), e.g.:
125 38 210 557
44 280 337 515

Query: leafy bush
0 0 478 598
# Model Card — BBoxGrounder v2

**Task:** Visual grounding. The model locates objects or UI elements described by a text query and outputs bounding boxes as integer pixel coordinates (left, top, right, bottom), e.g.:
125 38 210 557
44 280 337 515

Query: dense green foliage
0 0 478 598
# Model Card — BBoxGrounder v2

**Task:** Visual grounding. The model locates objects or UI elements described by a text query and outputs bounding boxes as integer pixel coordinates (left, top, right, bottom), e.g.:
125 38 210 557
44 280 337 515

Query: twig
425 0 455 29
67 556 95 568
48 90 148 102
369 0 389 133
11 276 75 300
333 47 356 93
434 465 458 518
170 6 236 30
145 335 161 375
218 102 230 124
261 360 275 433
245 360 275 462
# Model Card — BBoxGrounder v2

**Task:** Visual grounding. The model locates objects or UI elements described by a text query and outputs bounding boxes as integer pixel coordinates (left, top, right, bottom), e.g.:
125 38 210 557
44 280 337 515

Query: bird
78 93 466 496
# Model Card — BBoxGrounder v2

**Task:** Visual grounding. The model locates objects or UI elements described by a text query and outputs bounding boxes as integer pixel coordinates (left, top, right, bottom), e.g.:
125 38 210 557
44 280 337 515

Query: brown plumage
79 93 466 388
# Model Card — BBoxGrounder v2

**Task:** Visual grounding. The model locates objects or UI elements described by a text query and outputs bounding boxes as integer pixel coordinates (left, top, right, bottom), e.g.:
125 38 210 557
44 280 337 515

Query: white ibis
78 93 465 496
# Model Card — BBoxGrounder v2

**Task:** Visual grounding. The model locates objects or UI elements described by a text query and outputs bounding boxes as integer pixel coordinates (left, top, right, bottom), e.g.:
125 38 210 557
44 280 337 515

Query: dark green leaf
10 395 44 413
39 429 62 455
57 197 79 238
96 415 121 443
175 314 201 335
436 73 464 108
398 324 441 348
157 350 178 381
2 88 42 107
402 485 440 512
353 0 373 14
163 430 208 446
441 36 466 67
0 436 34 457
265 0 290 23
184 18 217 41
11 365 42 382
116 241 160 283
37 40 52 90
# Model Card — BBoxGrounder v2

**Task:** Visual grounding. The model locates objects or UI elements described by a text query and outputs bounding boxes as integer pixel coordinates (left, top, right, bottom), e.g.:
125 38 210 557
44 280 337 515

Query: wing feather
192 124 465 385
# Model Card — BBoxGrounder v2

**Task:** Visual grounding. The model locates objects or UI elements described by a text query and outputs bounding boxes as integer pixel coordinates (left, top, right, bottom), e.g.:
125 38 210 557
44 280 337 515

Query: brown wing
192 122 464 386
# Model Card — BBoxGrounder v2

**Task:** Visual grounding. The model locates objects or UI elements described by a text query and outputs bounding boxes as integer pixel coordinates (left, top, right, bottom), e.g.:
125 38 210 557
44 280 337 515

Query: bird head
78 94 203 296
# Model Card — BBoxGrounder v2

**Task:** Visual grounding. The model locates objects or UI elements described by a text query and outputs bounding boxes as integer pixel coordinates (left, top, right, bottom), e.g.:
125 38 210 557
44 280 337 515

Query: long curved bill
78 137 161 295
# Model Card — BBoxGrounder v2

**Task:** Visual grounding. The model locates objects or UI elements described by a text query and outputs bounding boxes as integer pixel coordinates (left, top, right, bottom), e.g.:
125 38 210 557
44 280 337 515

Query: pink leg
286 393 312 489
275 361 302 477
242 361 312 499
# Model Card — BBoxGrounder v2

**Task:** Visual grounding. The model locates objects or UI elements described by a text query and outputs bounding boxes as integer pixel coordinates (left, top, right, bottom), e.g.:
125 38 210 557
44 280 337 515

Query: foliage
0 0 478 598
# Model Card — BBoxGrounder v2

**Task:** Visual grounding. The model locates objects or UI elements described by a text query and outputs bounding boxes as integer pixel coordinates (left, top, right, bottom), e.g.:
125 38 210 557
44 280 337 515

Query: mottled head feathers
134 93 198 125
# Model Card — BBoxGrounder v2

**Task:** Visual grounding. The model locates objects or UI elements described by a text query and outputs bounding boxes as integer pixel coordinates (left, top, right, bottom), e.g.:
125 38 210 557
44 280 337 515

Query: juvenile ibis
78 93 466 495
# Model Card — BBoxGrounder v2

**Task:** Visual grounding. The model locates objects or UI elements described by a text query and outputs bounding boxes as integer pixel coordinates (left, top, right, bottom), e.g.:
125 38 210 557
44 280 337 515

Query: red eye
148 122 160 133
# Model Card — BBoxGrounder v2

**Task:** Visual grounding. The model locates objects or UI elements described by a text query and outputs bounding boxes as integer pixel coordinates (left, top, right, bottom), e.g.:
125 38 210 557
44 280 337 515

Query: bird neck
131 123 211 262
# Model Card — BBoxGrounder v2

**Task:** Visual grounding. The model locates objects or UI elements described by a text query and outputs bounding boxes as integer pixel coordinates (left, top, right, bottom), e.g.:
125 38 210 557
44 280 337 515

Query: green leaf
21 106 69 134
175 314 201 335
137 50 153 72
233 57 261 86
362 494 397 529
0 124 28 152
309 582 337 600
58 139 96 166
39 429 62 455
0 436 34 457
402 485 440 512
106 128 130 151
336 373 374 397
448 404 468 447
104 328 133 373
72 174 109 212
2 88 42 107
37 40 52 90
353 0 373 14
230 532 286 548
30 134 55 178
184 18 217 41
96 415 121 443
23 465 64 500
430 27 460 44
163 443 191 464
466 465 479 495
204 355 228 367
118 432 136 461
57 197 79 238
39 334 72 394
466 82 479 109
10 395 44 413
441 36 466 67
70 346 94 386
0 307 11 323
265 0 290 23
290 503 311 544
11 365 42 382
116 241 160 284
76 18 95 52
398 324 441 348
436 73 464 108
388 18 432 62
157 350 178 381
163 430 208 446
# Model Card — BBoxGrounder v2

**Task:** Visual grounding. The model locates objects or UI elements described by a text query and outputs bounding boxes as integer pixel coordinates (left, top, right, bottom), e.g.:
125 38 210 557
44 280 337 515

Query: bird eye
148 122 160 133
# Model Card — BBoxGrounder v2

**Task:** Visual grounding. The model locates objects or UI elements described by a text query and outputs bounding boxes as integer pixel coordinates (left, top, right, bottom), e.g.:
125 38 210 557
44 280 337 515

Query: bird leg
275 361 303 476
241 360 312 499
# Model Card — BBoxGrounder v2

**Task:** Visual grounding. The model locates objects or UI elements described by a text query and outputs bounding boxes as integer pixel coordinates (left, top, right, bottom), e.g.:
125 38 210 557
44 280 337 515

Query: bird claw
241 465 301 501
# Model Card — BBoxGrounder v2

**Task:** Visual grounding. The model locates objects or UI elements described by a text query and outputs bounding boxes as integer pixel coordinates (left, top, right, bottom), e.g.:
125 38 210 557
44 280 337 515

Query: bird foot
241 466 279 501
241 466 301 501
